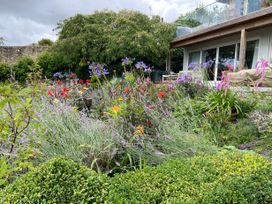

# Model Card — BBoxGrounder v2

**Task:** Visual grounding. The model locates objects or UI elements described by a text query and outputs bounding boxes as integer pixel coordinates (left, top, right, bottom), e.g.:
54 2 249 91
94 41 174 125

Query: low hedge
1 151 272 203
0 157 108 203
107 151 272 203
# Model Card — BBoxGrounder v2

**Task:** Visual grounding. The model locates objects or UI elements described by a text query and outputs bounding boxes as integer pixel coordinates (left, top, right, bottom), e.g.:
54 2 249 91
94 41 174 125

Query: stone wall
0 44 49 63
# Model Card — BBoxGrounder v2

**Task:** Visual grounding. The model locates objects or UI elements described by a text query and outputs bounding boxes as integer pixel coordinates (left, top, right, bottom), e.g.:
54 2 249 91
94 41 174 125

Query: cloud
0 0 202 45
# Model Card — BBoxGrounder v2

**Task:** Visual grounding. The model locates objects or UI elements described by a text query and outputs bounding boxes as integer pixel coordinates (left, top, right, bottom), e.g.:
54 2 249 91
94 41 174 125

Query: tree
0 37 5 46
40 10 176 77
38 38 54 46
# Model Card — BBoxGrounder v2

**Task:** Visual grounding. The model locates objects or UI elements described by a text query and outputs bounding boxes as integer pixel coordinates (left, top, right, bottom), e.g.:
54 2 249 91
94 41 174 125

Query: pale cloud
0 0 206 45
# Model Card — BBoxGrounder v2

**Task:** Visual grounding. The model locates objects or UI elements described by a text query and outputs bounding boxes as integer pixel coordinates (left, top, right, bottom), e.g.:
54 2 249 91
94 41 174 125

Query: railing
177 0 263 37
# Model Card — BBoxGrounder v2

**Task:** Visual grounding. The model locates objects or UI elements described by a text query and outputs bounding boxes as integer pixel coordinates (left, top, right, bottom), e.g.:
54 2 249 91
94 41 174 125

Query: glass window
247 0 261 14
202 48 216 81
237 40 259 69
188 51 200 66
218 44 236 80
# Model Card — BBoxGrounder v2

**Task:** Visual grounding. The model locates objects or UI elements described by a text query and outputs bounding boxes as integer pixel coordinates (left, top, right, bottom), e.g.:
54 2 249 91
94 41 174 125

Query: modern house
170 0 272 81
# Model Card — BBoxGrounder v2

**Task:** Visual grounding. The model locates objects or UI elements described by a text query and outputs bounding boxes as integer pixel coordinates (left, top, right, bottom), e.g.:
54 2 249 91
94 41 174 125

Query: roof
171 7 272 48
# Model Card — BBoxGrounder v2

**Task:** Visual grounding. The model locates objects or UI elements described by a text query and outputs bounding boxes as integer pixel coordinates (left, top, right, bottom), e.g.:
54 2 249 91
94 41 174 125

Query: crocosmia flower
79 79 84 83
86 79 91 84
57 80 61 85
111 106 122 114
124 87 130 94
157 92 166 98
133 125 145 137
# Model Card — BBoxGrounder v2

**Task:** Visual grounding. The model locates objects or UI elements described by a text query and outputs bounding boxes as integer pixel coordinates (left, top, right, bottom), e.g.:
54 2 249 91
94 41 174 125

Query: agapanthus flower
121 57 133 66
53 72 63 78
89 62 109 77
176 73 192 84
135 61 148 70
202 60 214 69
188 62 199 71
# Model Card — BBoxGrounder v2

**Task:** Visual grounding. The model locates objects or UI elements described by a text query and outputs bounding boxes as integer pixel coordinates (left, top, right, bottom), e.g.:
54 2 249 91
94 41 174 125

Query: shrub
0 63 10 82
107 151 272 203
0 157 108 203
38 38 54 46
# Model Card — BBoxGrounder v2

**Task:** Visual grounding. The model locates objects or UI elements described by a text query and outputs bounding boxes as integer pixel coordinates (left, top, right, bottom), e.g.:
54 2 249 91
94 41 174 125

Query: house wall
183 27 272 72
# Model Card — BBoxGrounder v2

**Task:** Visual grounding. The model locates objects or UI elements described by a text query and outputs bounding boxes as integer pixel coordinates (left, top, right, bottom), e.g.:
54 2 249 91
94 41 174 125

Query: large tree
40 10 176 77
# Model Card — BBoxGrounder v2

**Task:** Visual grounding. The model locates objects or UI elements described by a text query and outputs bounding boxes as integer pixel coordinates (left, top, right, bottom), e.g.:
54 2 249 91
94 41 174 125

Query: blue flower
135 61 148 69
176 73 192 84
53 72 63 79
121 57 133 66
89 62 109 77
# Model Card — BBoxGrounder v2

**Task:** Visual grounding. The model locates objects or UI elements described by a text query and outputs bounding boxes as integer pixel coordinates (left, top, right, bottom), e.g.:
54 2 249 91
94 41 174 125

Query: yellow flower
117 97 123 101
111 106 122 114
133 125 145 136
79 90 83 95
53 98 59 104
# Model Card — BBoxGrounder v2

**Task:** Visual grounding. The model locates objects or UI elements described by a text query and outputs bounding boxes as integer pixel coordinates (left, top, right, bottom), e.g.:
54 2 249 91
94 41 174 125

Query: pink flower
256 59 269 87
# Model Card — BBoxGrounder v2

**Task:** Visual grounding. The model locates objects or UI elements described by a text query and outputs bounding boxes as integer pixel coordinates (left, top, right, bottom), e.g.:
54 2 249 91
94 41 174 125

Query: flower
157 92 166 98
176 73 192 84
133 125 145 136
79 79 84 83
60 87 69 98
167 84 174 91
89 62 109 77
188 62 199 71
82 85 88 90
256 59 269 87
121 57 133 66
124 87 130 94
135 61 148 70
48 91 54 97
79 90 83 95
53 72 63 79
117 97 123 101
86 79 91 84
111 106 122 114
202 60 214 69
57 80 61 85
53 98 59 104
215 72 231 94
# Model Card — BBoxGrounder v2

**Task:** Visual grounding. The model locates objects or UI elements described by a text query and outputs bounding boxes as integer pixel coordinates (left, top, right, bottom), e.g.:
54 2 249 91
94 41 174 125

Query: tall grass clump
34 98 123 173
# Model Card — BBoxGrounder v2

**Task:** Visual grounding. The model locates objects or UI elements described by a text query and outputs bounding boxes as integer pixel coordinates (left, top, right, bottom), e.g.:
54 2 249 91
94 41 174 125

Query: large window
188 51 201 66
237 40 259 69
202 48 216 81
218 44 236 80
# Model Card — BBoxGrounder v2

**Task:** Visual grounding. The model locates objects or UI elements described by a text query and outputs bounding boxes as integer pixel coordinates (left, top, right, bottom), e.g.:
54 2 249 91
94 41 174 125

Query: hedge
1 151 272 203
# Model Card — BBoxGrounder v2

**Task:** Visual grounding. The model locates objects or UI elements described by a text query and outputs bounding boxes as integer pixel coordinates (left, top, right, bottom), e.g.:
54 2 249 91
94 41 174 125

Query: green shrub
0 63 10 82
0 157 108 203
107 151 272 203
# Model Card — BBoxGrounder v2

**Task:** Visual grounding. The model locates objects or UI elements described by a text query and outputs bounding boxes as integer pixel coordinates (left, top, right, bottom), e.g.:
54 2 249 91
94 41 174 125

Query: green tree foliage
39 10 176 77
175 14 201 27
37 38 54 46
0 37 4 46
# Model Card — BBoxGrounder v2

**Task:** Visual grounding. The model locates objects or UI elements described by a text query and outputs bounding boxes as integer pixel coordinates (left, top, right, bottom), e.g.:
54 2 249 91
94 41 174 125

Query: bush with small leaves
0 157 109 203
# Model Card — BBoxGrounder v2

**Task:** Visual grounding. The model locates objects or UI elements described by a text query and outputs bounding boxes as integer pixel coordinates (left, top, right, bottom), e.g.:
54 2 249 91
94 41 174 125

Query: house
169 0 272 82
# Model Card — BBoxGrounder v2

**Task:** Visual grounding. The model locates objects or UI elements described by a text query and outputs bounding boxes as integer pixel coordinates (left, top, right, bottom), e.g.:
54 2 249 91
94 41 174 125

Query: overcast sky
0 0 214 46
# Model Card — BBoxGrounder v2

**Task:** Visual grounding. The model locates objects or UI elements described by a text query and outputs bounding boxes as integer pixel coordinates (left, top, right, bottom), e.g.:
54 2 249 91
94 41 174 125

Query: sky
0 0 214 46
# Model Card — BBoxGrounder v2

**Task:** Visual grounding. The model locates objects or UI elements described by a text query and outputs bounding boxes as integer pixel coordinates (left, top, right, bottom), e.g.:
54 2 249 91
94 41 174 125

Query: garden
1 10 272 204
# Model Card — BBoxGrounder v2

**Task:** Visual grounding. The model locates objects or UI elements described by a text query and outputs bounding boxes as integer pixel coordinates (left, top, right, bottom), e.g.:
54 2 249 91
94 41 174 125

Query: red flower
86 79 90 84
124 87 130 94
79 79 84 83
157 92 166 98
60 87 69 97
48 91 54 97
57 80 61 85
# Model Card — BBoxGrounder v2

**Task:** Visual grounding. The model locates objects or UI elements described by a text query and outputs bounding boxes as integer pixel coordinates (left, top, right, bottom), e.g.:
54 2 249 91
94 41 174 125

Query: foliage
35 99 122 173
42 10 176 77
107 151 272 203
0 84 41 186
0 63 10 82
175 14 201 27
37 38 54 46
0 157 108 203
13 56 42 83
37 51 69 78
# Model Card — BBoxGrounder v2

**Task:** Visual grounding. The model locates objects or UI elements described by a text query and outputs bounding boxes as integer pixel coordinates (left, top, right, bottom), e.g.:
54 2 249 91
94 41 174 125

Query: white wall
183 27 272 71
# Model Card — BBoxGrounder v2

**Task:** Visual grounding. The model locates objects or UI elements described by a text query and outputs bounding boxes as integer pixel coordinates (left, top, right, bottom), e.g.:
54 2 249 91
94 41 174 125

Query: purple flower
53 72 63 79
202 60 213 69
215 73 231 94
176 73 192 84
256 59 269 88
135 61 148 70
89 62 109 77
188 62 199 71
121 57 133 66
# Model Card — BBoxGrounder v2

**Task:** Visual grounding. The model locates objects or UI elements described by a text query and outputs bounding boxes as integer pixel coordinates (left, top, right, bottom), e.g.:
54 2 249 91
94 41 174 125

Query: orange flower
133 125 145 136
111 106 122 114
157 92 166 98
124 87 130 94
